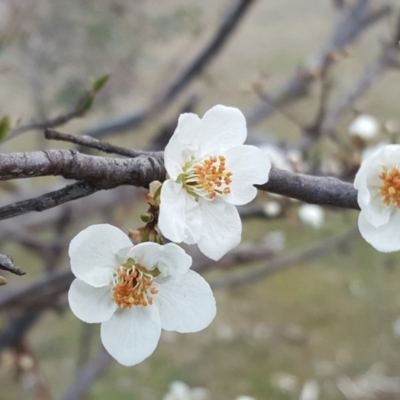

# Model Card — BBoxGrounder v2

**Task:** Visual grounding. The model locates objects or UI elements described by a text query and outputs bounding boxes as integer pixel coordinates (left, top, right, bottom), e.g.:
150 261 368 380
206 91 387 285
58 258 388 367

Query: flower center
112 259 159 308
180 155 233 200
379 167 400 207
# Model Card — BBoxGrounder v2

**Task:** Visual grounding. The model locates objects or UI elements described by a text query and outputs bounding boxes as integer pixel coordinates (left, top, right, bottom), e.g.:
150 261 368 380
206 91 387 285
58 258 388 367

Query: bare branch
6 75 110 141
0 312 41 348
7 109 83 141
245 0 392 126
211 227 359 289
0 182 100 221
44 129 156 158
0 253 25 276
258 168 359 210
317 45 400 142
60 350 113 400
82 0 255 138
0 268 73 311
0 150 164 188
0 146 358 221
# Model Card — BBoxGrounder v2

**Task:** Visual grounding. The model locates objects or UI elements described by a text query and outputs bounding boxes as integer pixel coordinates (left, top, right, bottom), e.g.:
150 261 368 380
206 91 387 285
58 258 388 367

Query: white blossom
68 224 216 366
354 144 400 252
299 380 320 400
298 204 325 229
348 114 379 140
162 381 209 400
159 105 271 260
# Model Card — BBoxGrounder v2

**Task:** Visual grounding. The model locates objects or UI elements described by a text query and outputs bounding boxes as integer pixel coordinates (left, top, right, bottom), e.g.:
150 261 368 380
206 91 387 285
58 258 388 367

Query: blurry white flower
162 381 210 400
270 372 298 394
68 224 216 366
259 144 293 171
299 380 320 400
337 368 400 400
354 144 400 252
262 200 282 217
349 114 379 140
298 204 325 229
159 105 271 260
236 397 256 400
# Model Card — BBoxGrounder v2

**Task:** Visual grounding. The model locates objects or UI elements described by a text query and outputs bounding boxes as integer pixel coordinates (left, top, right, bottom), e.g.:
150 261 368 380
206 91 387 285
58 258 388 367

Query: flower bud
140 213 154 223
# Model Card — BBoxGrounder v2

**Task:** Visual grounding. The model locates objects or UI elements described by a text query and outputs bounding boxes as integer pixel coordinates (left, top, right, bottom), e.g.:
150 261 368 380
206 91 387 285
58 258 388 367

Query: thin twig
83 0 255 138
45 129 156 158
0 182 100 221
0 253 25 276
246 0 391 126
211 227 359 289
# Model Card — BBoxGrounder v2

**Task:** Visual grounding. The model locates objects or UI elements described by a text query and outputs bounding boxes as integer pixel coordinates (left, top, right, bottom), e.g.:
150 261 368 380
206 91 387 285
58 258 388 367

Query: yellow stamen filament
379 167 400 207
183 155 233 200
112 264 158 309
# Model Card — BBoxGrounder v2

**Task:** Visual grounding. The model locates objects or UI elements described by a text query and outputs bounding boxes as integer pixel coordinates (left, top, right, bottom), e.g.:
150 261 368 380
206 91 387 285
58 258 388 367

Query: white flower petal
196 105 247 155
164 113 202 180
69 224 132 287
225 145 271 205
155 270 216 333
100 306 161 366
358 211 400 252
127 242 192 277
68 279 117 323
197 199 241 260
155 243 192 276
159 180 202 244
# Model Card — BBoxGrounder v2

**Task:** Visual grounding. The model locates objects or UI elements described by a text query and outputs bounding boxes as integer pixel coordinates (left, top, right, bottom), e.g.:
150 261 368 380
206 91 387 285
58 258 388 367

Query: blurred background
1 0 400 399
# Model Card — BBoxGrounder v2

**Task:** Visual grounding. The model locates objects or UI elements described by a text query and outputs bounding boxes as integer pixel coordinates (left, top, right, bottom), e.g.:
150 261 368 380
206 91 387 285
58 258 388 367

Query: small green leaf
77 94 95 116
0 116 10 142
91 73 110 93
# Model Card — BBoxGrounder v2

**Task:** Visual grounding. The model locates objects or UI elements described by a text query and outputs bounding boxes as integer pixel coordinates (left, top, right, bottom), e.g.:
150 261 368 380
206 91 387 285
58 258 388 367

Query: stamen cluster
183 155 232 200
379 167 400 207
112 262 158 308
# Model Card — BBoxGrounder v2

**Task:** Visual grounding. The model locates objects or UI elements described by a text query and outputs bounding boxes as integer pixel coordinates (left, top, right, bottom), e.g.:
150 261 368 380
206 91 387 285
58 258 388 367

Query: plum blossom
349 114 379 140
159 105 271 260
354 144 400 252
68 224 216 366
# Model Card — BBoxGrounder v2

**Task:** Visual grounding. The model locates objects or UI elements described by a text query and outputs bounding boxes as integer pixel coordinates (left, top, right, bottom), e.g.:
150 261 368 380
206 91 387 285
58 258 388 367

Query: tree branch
258 168 359 210
0 146 359 221
59 350 113 400
44 129 156 158
211 227 359 289
82 0 255 138
0 182 100 221
245 0 391 126
0 150 164 188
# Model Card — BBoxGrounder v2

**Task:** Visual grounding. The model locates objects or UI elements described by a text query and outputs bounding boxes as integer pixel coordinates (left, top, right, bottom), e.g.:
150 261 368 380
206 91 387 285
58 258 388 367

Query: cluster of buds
129 227 163 244
128 181 164 244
